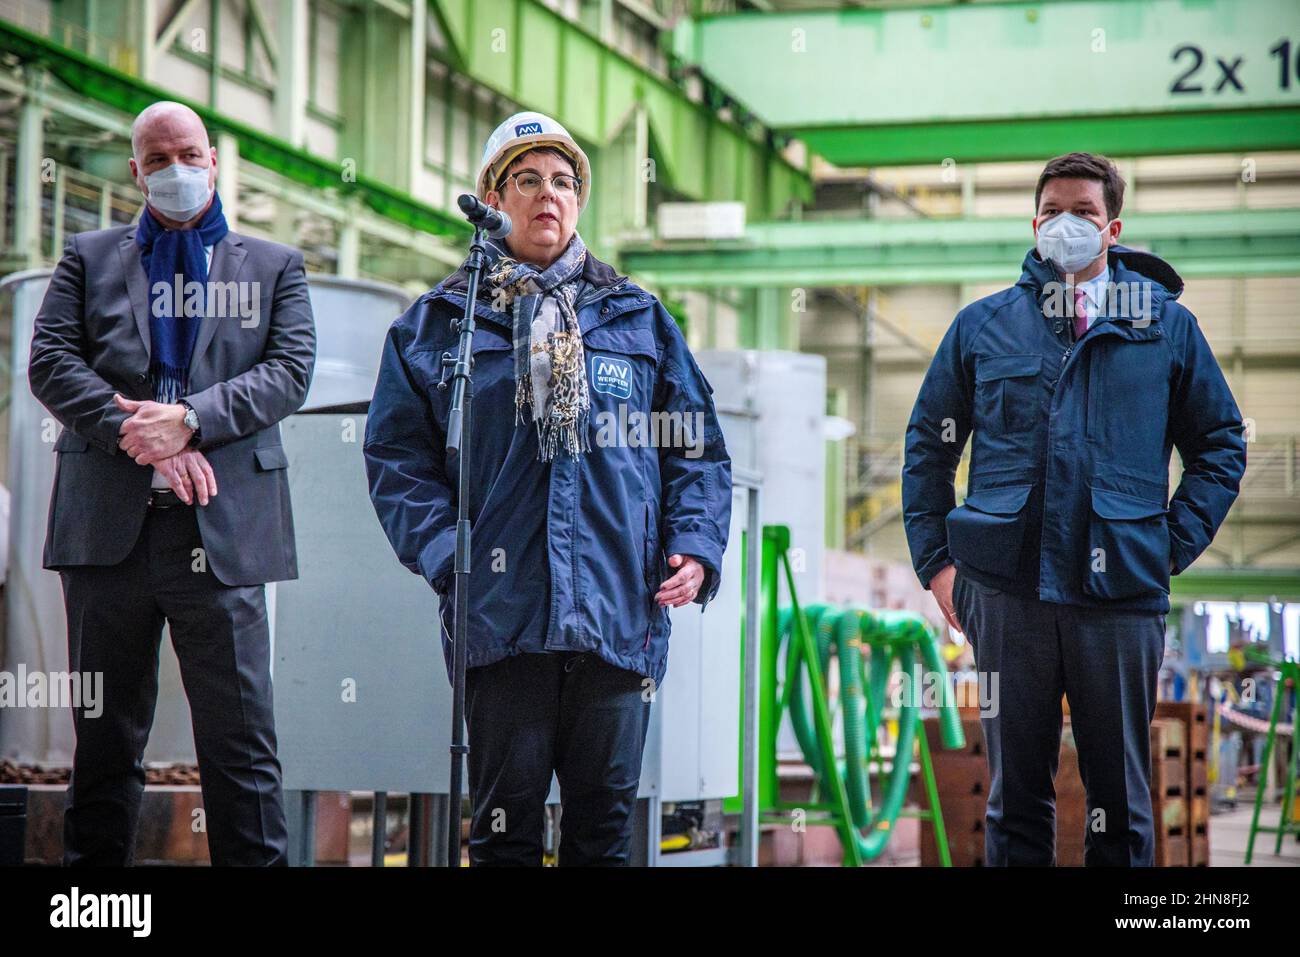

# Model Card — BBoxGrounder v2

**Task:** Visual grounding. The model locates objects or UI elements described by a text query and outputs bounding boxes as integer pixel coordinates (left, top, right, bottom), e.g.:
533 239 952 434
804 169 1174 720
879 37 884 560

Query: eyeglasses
501 171 582 197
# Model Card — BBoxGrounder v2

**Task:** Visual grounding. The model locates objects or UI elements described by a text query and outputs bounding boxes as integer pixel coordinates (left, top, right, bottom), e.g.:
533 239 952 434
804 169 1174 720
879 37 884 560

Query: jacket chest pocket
429 330 514 415
583 325 659 418
1085 340 1170 443
975 354 1042 436
1082 486 1170 601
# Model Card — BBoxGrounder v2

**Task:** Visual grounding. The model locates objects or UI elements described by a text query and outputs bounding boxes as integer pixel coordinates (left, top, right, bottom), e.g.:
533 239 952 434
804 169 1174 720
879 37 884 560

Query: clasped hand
115 394 216 505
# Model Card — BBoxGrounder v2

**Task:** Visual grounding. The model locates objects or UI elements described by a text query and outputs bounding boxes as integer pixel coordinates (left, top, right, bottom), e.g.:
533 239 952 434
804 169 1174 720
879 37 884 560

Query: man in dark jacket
902 152 1245 866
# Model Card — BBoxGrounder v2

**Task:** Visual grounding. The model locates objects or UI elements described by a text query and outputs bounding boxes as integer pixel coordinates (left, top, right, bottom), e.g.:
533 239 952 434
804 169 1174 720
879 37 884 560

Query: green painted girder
672 0 1300 166
1171 569 1300 602
617 208 1300 288
429 0 812 218
0 17 471 240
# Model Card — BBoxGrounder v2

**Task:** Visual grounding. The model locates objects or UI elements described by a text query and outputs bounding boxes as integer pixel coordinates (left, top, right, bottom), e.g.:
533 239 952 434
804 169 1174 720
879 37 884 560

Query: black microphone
457 193 512 239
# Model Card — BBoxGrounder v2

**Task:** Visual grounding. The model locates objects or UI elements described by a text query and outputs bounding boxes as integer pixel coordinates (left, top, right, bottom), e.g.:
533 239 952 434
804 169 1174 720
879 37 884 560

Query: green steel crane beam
0 16 471 240
617 208 1300 288
671 0 1300 166
428 0 812 218
1171 569 1300 603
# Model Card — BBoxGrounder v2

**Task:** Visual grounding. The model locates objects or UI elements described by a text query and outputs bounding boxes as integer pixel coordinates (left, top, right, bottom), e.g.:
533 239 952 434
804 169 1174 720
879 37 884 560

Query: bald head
129 101 217 226
131 101 210 163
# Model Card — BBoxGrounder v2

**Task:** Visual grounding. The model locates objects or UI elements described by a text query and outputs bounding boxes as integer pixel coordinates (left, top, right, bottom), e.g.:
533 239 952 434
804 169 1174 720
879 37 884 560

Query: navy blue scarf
135 192 229 402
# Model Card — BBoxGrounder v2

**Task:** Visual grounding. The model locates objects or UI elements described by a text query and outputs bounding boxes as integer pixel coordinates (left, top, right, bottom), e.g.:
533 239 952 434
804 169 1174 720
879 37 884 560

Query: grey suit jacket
28 225 317 586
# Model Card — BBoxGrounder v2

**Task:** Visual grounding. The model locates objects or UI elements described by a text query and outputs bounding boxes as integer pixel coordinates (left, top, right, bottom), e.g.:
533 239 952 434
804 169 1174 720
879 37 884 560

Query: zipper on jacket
1059 314 1076 368
576 277 628 311
644 504 658 637
1047 300 1072 384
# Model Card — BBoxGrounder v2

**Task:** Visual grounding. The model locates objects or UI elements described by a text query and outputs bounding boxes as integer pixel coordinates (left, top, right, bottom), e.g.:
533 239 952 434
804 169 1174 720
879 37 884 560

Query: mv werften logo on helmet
591 354 633 398
477 110 593 213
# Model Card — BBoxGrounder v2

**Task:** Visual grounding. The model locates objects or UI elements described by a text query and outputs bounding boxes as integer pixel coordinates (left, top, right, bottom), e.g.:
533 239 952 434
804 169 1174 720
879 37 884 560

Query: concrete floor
1209 803 1300 867
869 799 1300 868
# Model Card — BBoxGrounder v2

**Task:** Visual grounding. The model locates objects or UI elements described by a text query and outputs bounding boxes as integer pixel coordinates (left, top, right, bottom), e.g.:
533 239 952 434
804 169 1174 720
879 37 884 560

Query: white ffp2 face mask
144 163 213 221
1035 212 1113 273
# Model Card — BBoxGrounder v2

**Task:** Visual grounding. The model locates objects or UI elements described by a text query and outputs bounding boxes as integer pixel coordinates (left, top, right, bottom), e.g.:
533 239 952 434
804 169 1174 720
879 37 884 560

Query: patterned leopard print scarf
481 231 591 461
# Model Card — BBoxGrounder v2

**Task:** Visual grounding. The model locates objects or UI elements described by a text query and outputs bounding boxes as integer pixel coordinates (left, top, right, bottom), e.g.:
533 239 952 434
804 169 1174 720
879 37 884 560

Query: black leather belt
148 488 189 508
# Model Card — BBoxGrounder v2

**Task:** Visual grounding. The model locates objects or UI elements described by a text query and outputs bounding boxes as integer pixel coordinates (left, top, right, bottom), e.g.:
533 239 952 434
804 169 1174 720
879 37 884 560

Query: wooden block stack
1062 712 1207 866
916 716 989 866
919 716 1095 866
919 710 1209 867
1150 717 1191 865
1155 701 1212 866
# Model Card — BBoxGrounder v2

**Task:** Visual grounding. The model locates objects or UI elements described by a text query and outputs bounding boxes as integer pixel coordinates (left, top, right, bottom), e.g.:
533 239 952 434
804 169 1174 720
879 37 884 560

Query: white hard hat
477 111 592 214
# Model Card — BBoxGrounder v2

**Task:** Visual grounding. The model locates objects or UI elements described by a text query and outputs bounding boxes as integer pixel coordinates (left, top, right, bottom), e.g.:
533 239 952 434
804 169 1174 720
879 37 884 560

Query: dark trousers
952 568 1166 866
464 651 652 866
59 504 288 866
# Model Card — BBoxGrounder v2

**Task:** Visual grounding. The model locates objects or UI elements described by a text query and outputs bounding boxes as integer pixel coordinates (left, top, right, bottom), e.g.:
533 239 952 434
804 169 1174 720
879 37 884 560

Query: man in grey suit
28 101 316 866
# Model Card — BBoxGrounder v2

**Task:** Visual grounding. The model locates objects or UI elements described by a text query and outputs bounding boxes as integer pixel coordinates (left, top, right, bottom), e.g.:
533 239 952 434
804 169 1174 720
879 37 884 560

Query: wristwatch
180 400 201 446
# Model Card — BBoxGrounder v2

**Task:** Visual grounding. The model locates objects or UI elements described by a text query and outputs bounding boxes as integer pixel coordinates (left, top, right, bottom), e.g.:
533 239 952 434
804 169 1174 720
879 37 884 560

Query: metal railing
842 431 1298 551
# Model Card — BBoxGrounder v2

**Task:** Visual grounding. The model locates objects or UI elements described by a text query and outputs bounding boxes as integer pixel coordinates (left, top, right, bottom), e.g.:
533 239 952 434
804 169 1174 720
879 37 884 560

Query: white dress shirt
1074 264 1110 331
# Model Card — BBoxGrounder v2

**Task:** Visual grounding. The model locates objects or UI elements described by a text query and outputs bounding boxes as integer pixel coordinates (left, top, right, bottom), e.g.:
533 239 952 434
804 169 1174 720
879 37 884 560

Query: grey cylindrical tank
298 276 411 412
696 349 826 602
1 270 409 766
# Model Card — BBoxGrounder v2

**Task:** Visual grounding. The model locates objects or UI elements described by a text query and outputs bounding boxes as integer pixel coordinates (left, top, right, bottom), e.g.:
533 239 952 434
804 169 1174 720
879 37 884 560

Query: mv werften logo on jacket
591 354 633 398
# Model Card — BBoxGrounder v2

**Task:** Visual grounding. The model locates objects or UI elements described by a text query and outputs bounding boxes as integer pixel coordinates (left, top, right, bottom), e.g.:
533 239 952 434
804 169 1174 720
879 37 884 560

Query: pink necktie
1073 288 1088 339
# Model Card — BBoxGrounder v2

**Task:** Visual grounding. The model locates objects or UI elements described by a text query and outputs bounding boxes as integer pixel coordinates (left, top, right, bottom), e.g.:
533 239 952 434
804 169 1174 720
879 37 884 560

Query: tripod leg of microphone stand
421 793 435 866
430 793 450 866
371 791 387 867
300 790 317 867
406 793 422 866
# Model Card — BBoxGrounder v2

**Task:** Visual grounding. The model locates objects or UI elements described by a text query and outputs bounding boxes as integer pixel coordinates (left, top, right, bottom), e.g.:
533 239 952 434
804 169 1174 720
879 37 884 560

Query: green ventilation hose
776 601 965 862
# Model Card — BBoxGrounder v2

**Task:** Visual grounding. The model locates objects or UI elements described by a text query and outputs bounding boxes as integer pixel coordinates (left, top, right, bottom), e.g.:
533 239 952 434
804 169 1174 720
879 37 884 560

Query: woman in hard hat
364 112 733 865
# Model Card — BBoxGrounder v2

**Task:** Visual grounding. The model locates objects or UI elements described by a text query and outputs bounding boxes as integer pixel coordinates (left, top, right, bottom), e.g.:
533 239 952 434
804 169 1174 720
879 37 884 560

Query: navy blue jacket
903 245 1246 613
363 252 732 687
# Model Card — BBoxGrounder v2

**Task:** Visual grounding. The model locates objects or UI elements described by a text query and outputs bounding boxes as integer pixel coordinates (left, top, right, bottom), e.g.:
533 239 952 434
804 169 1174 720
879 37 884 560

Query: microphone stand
441 224 487 868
